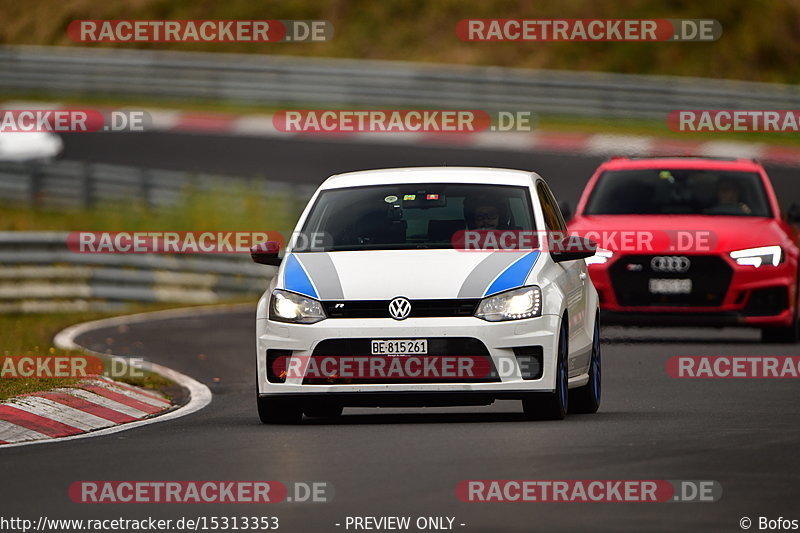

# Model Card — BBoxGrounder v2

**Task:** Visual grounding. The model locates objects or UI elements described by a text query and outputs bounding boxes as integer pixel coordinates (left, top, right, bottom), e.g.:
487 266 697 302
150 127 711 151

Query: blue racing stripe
283 254 318 298
484 251 540 297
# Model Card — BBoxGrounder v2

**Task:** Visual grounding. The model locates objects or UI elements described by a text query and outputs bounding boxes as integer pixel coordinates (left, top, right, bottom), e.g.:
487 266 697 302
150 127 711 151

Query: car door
537 182 592 374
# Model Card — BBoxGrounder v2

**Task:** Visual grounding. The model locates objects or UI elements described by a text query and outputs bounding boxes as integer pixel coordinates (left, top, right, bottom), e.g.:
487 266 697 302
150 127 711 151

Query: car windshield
584 169 772 217
299 183 536 251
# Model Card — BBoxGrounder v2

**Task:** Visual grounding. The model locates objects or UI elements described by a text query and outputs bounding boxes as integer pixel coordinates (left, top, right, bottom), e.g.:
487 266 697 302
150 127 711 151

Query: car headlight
585 248 613 265
729 245 783 267
475 286 542 322
269 289 326 324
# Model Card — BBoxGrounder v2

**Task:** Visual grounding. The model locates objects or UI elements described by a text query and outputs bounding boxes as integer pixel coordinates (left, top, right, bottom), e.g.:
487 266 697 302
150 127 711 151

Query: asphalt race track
2 133 799 532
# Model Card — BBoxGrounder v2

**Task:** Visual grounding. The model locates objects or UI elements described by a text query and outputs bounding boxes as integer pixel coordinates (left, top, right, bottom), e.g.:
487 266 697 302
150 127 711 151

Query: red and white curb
0 304 227 448
144 109 800 167
0 376 171 445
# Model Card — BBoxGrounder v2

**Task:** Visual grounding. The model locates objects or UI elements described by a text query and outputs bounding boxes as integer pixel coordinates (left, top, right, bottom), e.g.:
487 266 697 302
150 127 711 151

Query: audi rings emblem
650 256 691 273
388 297 412 320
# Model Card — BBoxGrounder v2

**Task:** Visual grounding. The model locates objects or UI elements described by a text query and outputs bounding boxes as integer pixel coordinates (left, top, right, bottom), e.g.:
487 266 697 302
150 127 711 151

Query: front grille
744 286 789 316
322 299 480 319
609 255 733 307
303 337 498 384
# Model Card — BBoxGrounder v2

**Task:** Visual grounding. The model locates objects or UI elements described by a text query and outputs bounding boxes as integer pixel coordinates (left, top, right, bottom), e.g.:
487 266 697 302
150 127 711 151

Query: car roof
598 156 764 172
320 167 539 189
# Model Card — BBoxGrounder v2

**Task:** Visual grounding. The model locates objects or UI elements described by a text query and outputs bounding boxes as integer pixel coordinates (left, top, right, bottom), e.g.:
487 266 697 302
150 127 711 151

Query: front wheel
522 319 568 420
761 324 799 343
569 313 601 414
761 304 800 343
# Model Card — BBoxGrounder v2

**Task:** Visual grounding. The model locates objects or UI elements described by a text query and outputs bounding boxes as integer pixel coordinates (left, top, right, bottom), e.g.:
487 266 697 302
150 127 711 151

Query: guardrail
0 232 276 312
0 158 312 312
2 45 800 118
0 159 315 209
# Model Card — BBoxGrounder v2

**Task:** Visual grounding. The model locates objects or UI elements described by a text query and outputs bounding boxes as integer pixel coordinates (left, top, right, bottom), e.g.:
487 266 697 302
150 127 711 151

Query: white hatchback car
253 167 600 423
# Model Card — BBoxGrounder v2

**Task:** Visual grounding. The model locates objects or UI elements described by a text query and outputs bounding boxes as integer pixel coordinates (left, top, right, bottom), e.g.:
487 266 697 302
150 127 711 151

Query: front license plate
649 278 692 294
370 339 428 355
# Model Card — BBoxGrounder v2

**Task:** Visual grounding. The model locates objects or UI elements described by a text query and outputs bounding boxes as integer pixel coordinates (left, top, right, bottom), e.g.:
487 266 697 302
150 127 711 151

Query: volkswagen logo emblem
650 256 691 273
388 297 412 320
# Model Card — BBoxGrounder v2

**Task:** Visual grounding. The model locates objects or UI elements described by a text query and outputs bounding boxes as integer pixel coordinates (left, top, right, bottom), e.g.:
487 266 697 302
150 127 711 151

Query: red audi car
568 156 800 342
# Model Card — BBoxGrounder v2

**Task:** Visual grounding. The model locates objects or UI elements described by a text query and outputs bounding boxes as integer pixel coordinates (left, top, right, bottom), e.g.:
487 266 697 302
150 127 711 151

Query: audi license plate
371 339 428 356
649 278 692 294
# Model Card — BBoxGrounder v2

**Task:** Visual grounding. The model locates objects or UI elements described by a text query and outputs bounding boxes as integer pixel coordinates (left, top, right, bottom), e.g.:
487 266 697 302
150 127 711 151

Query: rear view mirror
551 237 597 263
250 241 282 266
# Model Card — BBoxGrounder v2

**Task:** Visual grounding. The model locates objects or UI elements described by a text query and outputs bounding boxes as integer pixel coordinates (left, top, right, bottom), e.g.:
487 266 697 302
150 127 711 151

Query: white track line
0 303 244 449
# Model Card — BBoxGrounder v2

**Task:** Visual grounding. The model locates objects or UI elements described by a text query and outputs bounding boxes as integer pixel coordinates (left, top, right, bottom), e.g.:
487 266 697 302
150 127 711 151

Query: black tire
761 278 800 343
522 318 568 420
761 321 800 343
303 401 344 418
569 313 601 414
257 395 303 424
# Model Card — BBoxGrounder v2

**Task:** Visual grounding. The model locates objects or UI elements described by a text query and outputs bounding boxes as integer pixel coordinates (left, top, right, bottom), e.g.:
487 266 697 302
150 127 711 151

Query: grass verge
1 183 292 400
0 303 189 401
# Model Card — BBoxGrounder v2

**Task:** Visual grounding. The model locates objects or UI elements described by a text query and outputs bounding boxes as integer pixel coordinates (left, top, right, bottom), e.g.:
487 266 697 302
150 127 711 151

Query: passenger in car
707 178 752 215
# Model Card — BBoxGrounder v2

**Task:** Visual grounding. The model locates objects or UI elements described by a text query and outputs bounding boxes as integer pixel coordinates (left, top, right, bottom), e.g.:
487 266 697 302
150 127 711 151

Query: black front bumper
257 390 550 407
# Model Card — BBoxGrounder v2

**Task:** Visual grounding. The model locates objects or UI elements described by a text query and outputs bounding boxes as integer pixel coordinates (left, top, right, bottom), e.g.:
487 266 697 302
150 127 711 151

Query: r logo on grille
388 297 412 320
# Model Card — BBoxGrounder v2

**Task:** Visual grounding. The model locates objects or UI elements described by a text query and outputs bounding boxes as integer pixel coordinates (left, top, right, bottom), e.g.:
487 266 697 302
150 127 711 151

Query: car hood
279 249 541 300
569 215 789 254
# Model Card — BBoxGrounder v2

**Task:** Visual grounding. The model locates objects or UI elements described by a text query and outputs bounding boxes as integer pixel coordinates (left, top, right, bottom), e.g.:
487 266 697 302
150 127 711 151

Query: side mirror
250 241 282 266
551 237 597 263
787 203 800 225
558 200 573 221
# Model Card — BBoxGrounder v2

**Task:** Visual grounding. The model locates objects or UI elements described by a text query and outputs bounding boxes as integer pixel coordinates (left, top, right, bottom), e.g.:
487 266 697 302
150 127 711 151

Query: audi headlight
475 286 542 322
585 248 613 265
269 289 326 324
729 246 783 267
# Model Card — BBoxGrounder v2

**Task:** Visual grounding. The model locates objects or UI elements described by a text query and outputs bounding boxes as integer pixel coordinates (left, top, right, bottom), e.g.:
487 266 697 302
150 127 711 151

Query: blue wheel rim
591 320 601 403
559 327 568 409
